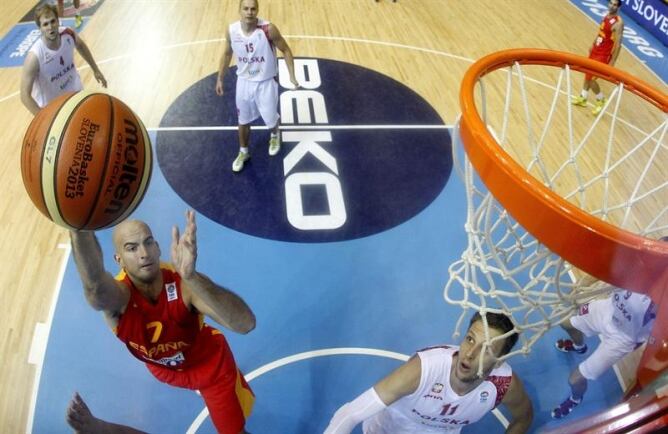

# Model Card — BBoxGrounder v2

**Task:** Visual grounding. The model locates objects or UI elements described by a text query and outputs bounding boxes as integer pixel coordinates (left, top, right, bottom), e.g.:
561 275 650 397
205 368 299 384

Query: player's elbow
235 311 256 334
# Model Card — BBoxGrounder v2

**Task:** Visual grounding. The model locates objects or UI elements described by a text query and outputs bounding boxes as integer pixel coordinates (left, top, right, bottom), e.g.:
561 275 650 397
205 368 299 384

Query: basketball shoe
269 133 281 156
551 396 581 419
592 98 606 115
571 96 587 107
555 339 587 354
74 14 83 28
232 151 250 172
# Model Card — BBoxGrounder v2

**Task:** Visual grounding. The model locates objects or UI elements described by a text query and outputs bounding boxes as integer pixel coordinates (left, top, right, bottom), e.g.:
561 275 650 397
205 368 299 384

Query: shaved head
112 219 162 284
112 220 152 253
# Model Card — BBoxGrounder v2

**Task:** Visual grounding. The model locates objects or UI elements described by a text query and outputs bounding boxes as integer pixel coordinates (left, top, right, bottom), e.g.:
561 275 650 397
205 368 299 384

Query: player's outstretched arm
501 373 533 434
20 53 41 115
324 355 421 434
268 24 299 88
74 35 107 88
173 210 256 334
70 231 129 314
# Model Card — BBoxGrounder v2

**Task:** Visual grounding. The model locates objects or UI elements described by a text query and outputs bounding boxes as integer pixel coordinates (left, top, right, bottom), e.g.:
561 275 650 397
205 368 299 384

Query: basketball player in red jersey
571 0 624 116
69 210 256 434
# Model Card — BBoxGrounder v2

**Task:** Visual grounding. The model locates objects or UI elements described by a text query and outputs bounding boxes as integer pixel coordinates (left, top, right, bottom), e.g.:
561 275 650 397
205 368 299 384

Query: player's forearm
217 52 233 80
185 273 256 333
70 231 118 309
20 91 40 115
78 45 102 75
70 231 107 281
282 48 298 83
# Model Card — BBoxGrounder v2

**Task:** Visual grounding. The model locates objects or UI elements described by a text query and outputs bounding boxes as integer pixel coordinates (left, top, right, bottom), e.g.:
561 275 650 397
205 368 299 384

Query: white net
445 55 668 365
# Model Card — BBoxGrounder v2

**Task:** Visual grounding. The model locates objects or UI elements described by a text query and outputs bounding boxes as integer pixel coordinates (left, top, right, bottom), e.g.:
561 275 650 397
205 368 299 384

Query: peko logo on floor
156 58 452 242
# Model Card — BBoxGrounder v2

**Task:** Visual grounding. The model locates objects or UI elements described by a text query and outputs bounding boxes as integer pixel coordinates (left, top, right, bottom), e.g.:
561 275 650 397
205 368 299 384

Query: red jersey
115 265 231 370
591 14 622 58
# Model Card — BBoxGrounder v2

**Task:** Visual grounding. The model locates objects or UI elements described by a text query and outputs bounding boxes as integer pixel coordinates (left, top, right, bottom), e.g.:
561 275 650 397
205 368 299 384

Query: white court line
26 243 71 434
148 124 453 132
185 347 508 434
0 33 656 138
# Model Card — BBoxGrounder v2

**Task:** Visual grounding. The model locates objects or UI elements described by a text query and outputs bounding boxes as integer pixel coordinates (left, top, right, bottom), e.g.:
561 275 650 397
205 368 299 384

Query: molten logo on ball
21 91 153 230
105 119 141 215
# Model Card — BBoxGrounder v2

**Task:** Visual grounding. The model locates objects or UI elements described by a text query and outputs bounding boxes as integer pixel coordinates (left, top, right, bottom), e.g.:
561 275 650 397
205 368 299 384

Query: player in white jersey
215 0 299 172
551 276 657 419
324 312 533 434
20 3 106 116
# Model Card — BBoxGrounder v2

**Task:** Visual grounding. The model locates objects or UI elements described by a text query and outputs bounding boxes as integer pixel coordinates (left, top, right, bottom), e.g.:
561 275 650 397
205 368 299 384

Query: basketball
20 91 152 230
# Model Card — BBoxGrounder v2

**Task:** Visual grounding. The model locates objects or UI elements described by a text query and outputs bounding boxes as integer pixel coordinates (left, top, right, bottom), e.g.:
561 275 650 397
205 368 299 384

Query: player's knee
569 367 587 386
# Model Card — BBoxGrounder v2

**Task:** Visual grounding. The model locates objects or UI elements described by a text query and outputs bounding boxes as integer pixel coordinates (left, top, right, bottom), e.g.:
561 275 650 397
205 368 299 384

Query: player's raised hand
94 69 107 88
171 210 197 279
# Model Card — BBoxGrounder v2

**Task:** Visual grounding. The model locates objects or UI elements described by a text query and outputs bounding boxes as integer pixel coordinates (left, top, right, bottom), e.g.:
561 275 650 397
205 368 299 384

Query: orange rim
459 48 668 294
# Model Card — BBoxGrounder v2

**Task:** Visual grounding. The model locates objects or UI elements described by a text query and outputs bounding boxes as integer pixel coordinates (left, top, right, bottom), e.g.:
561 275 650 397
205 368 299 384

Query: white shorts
235 76 279 127
571 298 635 380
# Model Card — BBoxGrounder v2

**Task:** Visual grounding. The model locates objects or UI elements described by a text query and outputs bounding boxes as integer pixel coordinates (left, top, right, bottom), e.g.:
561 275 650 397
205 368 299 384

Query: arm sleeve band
323 387 387 434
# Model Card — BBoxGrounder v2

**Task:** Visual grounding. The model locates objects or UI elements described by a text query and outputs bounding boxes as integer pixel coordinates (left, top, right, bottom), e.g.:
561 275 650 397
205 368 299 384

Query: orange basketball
21 91 152 230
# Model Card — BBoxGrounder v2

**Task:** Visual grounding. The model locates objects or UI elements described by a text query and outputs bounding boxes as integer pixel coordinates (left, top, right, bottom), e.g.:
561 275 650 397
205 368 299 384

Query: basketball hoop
445 49 668 389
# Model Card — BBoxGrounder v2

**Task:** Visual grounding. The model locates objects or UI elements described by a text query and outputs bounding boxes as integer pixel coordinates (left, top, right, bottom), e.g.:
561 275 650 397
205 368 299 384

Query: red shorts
586 50 612 81
147 333 254 434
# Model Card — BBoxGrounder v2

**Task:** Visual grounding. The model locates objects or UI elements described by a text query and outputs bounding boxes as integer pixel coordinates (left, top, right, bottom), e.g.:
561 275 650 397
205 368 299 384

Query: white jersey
229 19 277 82
609 289 656 344
29 27 83 108
363 346 512 434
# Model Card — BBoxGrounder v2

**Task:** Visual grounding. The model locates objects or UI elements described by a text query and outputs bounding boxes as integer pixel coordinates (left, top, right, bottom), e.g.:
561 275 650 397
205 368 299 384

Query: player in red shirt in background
571 0 624 116
69 210 256 434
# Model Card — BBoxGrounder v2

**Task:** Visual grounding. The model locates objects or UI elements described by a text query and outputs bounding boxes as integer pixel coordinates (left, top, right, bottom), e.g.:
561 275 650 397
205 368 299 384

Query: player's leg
233 79 259 172
200 368 255 434
557 297 611 353
73 0 83 28
558 317 586 347
57 0 65 17
256 79 281 156
233 124 252 172
589 78 606 115
553 337 629 419
555 318 587 353
551 367 587 419
572 76 591 107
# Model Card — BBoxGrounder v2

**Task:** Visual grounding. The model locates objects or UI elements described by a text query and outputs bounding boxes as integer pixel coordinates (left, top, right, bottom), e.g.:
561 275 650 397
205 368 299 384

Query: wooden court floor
0 1 665 432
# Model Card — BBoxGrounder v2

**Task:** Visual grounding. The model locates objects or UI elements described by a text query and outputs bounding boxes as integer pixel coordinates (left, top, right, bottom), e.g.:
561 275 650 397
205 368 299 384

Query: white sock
596 93 604 101
573 342 585 349
240 147 248 154
580 90 588 99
